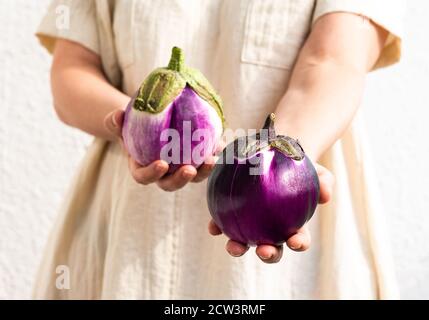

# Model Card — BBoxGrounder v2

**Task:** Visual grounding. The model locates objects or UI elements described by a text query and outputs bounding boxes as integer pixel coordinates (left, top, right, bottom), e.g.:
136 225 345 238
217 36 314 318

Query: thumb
315 163 334 204
104 109 125 140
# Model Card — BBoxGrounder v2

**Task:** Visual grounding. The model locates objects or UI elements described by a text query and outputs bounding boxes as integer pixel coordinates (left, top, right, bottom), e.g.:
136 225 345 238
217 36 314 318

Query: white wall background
0 0 428 299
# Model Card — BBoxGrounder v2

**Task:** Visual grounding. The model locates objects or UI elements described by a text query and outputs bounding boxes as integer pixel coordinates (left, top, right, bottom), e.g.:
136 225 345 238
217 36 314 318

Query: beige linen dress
35 0 404 299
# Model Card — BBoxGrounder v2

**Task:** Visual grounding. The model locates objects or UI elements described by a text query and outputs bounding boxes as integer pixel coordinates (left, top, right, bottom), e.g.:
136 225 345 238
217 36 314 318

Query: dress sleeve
313 0 405 70
36 0 99 56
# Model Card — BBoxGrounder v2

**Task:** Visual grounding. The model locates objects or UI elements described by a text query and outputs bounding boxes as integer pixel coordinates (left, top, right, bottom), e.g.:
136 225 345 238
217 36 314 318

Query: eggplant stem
262 113 277 142
168 47 185 72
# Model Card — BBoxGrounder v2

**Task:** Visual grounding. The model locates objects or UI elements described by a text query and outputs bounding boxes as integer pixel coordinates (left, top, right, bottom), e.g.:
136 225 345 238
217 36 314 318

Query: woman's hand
208 163 334 263
104 109 217 191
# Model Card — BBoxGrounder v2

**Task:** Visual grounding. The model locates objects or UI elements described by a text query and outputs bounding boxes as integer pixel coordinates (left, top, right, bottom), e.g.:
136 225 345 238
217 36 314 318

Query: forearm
51 40 130 140
274 13 388 162
274 60 365 161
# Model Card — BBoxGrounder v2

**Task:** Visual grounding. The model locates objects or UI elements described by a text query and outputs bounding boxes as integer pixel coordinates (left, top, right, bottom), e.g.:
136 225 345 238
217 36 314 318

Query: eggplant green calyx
270 137 304 161
263 113 304 160
133 47 225 127
236 113 305 161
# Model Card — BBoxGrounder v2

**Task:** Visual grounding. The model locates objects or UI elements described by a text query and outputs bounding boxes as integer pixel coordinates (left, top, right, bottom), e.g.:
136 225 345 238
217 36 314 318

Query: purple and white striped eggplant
207 114 320 246
122 47 224 173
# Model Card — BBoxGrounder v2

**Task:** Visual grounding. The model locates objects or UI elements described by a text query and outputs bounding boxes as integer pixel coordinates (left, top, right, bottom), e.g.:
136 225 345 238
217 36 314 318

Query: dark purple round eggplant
207 114 320 246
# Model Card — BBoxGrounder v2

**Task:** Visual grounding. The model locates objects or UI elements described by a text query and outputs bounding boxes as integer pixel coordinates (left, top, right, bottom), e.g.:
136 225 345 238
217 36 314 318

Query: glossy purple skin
122 86 222 173
207 148 319 246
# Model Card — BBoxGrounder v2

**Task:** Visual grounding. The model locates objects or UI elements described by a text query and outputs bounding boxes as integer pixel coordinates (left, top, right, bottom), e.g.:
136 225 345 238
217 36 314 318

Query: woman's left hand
208 163 334 263
104 109 221 191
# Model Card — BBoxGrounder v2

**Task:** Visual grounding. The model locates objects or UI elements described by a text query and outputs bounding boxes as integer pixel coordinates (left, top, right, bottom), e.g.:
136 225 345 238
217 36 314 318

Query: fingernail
290 244 301 250
259 253 273 260
227 250 242 258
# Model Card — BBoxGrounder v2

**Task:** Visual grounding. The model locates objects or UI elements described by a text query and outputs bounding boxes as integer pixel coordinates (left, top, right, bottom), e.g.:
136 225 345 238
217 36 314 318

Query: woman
34 0 403 299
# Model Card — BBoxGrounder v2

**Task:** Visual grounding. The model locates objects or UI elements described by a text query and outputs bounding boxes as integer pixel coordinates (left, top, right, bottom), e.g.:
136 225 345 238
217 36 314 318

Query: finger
156 165 197 192
104 109 124 139
255 244 283 263
315 164 335 204
286 225 311 252
129 158 169 185
193 161 215 183
226 240 249 257
208 219 222 236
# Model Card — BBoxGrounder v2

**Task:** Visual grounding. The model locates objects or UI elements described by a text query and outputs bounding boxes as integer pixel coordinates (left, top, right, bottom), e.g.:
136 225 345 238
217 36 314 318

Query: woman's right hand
208 163 334 263
104 109 217 191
